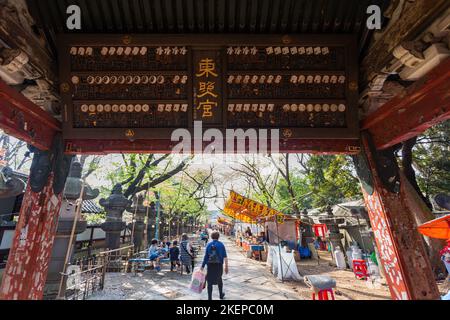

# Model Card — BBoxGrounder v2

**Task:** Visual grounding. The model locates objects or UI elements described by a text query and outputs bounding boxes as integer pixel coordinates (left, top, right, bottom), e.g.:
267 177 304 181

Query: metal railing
62 245 134 300
63 257 105 300
99 245 135 273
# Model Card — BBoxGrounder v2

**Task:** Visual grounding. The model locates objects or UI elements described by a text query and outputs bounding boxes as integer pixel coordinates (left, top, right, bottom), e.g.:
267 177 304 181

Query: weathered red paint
0 79 61 151
362 57 450 150
361 134 440 300
0 175 62 300
64 138 361 155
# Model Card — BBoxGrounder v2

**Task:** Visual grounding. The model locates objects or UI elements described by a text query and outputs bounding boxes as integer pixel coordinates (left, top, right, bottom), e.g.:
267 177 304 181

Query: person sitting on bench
148 239 164 272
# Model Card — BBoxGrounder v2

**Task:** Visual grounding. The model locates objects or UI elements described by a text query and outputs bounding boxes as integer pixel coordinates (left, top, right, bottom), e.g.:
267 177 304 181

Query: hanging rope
143 177 151 248
57 179 85 299
130 195 138 251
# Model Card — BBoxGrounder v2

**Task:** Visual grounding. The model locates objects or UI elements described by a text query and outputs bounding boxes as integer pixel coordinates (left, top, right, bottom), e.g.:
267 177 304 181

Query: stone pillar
100 184 130 250
126 194 147 252
319 205 344 252
43 162 99 300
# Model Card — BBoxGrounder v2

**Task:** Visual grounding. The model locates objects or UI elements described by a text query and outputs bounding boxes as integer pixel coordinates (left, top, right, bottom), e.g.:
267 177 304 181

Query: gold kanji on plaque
197 99 217 118
198 81 218 98
196 58 218 78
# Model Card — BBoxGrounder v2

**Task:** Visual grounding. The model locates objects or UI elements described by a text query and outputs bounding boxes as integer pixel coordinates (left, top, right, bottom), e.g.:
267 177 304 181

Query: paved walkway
89 235 303 300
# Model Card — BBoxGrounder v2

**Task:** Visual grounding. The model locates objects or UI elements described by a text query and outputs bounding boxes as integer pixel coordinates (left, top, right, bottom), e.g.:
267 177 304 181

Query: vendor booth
223 191 302 281
217 217 234 236
223 191 286 261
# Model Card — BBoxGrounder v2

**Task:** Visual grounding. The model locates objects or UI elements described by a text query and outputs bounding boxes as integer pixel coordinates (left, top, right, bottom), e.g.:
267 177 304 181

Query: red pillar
0 79 66 300
359 133 440 300
0 174 62 300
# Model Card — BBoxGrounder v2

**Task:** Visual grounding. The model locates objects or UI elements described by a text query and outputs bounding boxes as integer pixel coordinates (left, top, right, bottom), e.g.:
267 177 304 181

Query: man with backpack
201 231 228 300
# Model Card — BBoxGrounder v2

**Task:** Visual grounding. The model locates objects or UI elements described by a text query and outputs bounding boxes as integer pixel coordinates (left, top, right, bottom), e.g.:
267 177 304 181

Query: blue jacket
202 240 227 268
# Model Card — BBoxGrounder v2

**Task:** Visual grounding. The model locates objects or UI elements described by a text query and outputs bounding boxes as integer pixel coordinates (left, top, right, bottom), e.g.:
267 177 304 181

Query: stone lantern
44 161 99 300
126 194 147 252
100 184 131 250
318 205 344 253
0 166 25 198
0 166 25 225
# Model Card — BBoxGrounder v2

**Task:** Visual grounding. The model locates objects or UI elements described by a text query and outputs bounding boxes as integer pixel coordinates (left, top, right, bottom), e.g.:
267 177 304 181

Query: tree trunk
401 138 445 276
401 137 433 209
168 218 171 239
285 154 300 216
400 171 446 276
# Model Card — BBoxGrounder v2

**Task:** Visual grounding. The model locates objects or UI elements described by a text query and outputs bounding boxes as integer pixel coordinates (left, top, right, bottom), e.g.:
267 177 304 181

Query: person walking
200 229 209 247
180 233 194 274
201 231 228 300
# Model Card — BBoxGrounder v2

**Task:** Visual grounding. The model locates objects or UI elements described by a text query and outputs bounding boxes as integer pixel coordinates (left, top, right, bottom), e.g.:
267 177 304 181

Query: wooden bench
128 253 172 275
128 258 152 274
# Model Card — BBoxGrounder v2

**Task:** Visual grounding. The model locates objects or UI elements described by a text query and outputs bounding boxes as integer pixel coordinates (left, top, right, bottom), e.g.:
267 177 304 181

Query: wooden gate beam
0 0 57 84
362 57 450 150
360 0 450 85
0 79 61 150
358 132 440 300
64 138 361 155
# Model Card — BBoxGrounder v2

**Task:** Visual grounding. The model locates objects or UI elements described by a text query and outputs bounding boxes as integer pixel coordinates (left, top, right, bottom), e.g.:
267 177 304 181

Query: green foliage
412 121 450 198
157 168 214 224
275 175 312 213
84 212 106 225
231 154 362 214
102 154 213 225
104 155 153 189
304 155 361 207
271 155 362 211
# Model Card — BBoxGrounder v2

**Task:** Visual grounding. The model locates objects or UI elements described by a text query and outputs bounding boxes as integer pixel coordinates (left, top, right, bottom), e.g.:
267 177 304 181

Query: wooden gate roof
26 0 390 54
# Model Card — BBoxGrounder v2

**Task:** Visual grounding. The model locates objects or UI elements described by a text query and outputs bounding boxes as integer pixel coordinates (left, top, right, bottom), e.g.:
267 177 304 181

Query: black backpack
207 244 220 264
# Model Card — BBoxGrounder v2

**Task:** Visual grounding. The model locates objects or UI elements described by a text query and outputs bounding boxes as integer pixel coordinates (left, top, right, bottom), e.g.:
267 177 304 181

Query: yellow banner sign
224 191 285 224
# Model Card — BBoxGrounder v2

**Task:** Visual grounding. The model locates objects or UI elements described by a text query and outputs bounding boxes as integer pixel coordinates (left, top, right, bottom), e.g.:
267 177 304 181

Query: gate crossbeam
362 57 450 150
0 79 61 150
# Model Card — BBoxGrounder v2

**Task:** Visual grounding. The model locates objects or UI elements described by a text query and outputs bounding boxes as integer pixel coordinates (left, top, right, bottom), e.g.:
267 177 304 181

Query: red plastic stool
252 250 263 260
352 259 368 279
312 289 335 300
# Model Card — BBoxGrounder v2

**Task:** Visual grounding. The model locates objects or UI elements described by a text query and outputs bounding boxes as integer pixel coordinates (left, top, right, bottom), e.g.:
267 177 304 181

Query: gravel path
88 235 396 300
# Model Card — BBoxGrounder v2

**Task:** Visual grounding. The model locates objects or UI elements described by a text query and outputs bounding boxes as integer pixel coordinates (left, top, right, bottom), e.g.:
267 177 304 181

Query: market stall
223 191 302 282
265 216 298 248
223 191 284 261
217 217 234 236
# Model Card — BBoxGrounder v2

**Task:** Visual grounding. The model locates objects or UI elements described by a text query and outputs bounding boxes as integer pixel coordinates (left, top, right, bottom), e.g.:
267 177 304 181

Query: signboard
193 50 223 125
224 191 285 224
58 34 358 150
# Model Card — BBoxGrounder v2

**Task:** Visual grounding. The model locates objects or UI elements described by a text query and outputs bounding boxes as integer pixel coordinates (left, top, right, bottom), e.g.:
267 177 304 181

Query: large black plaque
58 34 358 141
